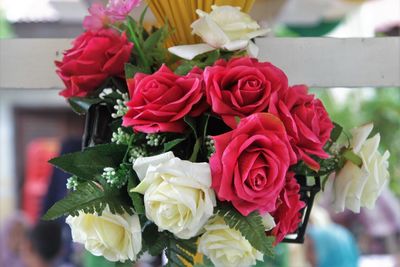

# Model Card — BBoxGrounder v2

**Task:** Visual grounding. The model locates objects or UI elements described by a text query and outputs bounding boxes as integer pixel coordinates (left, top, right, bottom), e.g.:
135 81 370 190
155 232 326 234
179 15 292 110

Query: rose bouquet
44 1 390 266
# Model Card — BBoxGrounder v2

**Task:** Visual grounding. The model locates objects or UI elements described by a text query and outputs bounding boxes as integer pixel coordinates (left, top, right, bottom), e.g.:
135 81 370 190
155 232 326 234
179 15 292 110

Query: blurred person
41 137 82 267
0 212 30 267
306 224 359 267
20 221 62 267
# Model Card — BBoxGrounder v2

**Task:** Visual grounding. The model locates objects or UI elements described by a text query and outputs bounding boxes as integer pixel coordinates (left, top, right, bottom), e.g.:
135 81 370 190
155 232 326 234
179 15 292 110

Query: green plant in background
311 87 400 196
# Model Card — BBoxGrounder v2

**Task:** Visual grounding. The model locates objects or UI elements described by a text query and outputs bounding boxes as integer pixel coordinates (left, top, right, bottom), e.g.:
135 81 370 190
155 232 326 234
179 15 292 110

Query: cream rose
198 216 263 267
168 5 269 60
66 207 142 262
131 152 216 239
328 123 390 213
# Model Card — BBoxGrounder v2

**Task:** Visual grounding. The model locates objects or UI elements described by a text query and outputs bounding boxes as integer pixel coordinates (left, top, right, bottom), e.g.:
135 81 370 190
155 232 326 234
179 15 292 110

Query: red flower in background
123 65 208 133
269 85 334 171
271 172 305 244
56 29 133 98
210 113 297 216
204 57 288 128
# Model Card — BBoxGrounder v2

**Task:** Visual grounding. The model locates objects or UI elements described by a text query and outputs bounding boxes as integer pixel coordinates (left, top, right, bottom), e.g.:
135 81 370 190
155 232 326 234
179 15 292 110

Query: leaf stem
123 134 135 163
189 138 201 162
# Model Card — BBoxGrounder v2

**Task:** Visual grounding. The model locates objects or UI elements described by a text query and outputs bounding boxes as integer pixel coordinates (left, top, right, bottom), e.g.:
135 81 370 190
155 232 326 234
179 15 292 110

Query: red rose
269 85 334 170
210 113 297 216
56 29 133 98
271 172 305 244
204 57 288 128
122 65 208 133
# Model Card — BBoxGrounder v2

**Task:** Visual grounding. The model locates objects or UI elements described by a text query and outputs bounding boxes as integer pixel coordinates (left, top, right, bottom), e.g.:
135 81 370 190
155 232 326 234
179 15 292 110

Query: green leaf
125 63 149 78
43 181 132 220
174 62 197 76
144 26 167 51
68 97 102 115
216 203 275 257
127 170 145 214
193 256 213 267
49 144 127 180
343 149 363 166
165 234 197 267
115 260 135 267
142 223 167 256
163 138 186 152
203 50 220 66
139 5 149 27
234 116 241 125
330 122 343 142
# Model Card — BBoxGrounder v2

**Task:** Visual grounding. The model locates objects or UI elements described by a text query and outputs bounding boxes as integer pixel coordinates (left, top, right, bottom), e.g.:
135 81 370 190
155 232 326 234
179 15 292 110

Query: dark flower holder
283 175 321 244
82 104 113 149
82 105 321 244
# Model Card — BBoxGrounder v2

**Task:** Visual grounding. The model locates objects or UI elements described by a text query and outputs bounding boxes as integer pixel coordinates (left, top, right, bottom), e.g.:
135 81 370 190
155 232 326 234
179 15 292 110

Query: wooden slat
0 37 399 89
256 37 400 87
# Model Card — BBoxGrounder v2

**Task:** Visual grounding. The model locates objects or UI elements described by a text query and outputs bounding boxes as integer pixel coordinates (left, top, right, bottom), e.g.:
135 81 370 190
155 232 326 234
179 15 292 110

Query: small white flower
112 93 129 118
66 207 142 262
198 216 263 267
99 88 113 99
66 176 79 191
168 5 269 60
327 123 390 213
111 128 131 145
131 152 216 239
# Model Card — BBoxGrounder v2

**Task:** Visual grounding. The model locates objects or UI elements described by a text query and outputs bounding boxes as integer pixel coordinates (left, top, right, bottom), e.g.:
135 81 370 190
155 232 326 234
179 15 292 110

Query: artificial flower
327 123 390 213
83 3 109 31
132 152 216 239
66 207 142 262
56 29 133 98
269 85 334 170
168 5 269 60
83 0 141 31
198 216 263 267
106 0 142 21
210 113 297 216
270 172 305 244
204 57 288 128
123 65 208 133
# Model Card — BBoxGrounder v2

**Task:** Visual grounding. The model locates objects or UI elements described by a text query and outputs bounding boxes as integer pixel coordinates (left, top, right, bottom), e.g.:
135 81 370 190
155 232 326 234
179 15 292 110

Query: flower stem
126 22 150 71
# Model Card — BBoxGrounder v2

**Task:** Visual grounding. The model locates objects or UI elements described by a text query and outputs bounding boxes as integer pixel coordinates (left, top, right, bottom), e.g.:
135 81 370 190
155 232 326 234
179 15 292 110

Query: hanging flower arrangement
44 1 390 266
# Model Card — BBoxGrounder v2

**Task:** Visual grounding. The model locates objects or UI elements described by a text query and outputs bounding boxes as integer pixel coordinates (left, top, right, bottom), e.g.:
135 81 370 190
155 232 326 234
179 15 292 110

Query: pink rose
271 172 305 244
56 29 133 98
269 85 334 170
123 66 208 133
210 113 297 216
204 57 288 128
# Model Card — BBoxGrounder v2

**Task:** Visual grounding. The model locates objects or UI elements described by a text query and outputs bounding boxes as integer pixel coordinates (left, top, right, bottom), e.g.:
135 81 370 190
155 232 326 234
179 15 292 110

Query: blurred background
0 0 399 266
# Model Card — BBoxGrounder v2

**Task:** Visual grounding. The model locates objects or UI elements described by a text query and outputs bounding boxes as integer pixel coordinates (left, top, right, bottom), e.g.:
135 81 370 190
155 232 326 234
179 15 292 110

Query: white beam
0 37 399 90
256 37 400 88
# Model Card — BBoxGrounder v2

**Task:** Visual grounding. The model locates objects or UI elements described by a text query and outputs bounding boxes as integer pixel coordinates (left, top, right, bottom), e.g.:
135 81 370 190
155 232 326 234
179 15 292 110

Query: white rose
198 216 263 267
168 5 269 60
66 208 142 262
132 152 216 239
328 123 390 213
